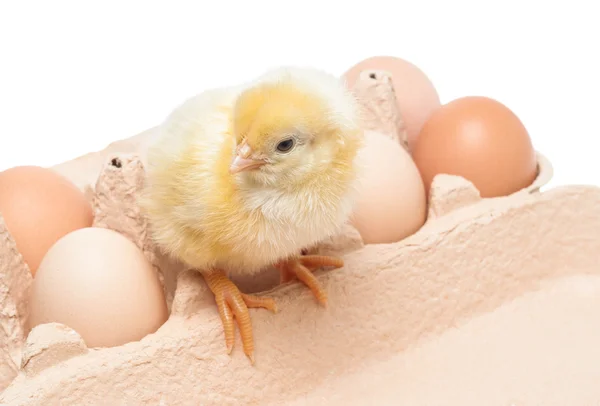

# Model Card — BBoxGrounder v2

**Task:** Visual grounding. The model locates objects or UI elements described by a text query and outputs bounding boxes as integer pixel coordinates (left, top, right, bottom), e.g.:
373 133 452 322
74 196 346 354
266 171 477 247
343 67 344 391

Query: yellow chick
140 66 364 363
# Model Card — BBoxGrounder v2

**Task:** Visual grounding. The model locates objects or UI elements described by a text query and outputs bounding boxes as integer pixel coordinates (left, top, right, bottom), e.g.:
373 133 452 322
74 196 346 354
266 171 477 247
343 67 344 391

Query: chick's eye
276 138 295 153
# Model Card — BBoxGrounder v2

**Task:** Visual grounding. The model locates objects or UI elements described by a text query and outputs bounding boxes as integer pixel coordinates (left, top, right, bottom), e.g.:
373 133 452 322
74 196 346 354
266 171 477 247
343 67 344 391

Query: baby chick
140 66 364 363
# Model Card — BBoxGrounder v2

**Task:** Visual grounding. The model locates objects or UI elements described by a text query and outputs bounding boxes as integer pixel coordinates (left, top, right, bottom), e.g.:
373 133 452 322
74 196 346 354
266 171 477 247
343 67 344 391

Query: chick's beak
229 154 265 174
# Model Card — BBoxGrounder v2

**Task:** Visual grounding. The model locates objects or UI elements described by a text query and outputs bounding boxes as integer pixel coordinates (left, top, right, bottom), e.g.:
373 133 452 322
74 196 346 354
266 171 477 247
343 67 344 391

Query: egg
351 131 427 244
411 96 538 198
343 56 441 150
0 166 93 275
28 227 168 348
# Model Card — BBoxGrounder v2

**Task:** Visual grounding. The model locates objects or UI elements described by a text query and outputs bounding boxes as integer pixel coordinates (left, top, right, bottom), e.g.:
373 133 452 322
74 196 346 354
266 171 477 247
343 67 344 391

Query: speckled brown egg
411 96 538 198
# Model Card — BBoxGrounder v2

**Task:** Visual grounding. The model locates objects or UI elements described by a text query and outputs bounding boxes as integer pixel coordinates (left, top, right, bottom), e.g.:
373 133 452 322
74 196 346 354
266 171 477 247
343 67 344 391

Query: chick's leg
275 255 344 306
203 270 277 364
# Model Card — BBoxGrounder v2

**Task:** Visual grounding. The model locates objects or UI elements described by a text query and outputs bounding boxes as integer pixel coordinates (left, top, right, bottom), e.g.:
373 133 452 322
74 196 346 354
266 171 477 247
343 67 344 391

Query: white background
1 1 598 190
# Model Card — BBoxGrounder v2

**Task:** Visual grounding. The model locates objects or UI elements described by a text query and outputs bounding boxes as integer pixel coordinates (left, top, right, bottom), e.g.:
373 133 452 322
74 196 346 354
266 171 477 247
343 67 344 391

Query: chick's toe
276 255 344 306
203 270 277 364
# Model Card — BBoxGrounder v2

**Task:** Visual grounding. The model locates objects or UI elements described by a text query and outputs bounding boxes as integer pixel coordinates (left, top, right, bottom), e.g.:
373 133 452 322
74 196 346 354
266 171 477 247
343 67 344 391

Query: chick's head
230 67 363 187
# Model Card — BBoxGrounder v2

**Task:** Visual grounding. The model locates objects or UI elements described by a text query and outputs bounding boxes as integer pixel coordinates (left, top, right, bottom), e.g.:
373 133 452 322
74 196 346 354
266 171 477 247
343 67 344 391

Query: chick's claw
276 255 344 306
203 270 277 364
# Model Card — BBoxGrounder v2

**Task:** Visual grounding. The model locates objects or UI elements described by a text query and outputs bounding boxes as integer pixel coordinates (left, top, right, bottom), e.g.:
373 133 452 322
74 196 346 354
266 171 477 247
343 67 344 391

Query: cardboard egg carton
2 72 600 405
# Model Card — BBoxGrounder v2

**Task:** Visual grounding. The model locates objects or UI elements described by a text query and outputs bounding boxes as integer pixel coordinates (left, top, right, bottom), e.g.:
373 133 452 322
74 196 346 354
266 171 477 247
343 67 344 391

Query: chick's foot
275 255 344 306
203 270 277 364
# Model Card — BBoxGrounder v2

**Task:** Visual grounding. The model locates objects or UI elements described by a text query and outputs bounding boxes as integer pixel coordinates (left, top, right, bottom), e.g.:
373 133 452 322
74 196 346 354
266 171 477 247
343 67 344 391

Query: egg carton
2 72 600 406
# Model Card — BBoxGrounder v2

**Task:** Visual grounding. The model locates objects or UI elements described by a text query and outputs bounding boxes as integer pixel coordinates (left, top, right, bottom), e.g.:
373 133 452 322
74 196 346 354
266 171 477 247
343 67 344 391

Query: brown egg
350 131 427 244
0 166 93 275
343 56 441 150
28 227 168 348
411 96 538 198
